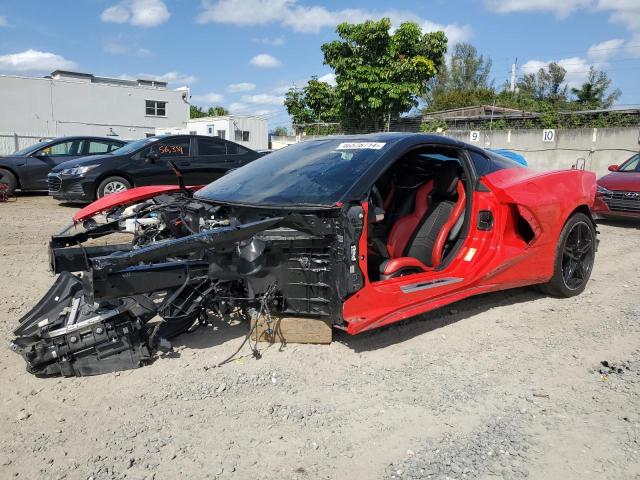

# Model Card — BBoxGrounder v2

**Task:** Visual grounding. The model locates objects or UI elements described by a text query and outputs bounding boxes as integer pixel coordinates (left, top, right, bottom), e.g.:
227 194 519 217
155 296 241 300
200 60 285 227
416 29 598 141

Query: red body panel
598 171 640 192
382 257 432 275
343 168 596 335
73 185 203 223
592 172 640 219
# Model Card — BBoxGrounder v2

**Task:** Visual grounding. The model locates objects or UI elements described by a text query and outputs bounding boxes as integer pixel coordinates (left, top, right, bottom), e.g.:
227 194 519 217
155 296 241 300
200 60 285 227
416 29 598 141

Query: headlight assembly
59 165 98 176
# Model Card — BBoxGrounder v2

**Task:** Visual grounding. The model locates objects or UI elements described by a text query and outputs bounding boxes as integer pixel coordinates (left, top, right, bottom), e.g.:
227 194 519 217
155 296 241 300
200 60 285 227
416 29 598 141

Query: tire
0 168 17 195
540 212 596 297
96 176 131 199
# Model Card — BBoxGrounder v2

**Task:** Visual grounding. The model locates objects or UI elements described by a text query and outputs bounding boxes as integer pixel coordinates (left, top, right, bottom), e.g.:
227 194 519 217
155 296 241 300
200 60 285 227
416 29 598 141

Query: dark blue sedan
0 136 127 194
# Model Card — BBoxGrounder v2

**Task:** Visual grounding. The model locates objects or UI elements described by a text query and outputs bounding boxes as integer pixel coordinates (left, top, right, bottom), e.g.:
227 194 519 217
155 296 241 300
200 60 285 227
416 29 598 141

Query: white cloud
229 102 277 116
520 60 547 76
134 71 197 85
486 1 640 58
596 0 640 32
229 102 249 113
101 0 170 28
587 38 625 63
317 72 336 86
421 20 473 47
254 109 275 116
250 53 281 68
191 92 224 104
227 82 256 92
101 5 130 23
104 42 152 57
252 36 285 46
241 93 284 105
270 74 334 95
0 49 77 72
0 16 8 27
271 84 294 94
197 0 471 44
104 42 129 54
484 0 591 18
628 33 640 58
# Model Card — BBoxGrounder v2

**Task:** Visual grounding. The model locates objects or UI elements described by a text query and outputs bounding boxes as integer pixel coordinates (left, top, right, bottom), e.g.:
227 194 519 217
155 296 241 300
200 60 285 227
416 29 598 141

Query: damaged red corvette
11 133 598 376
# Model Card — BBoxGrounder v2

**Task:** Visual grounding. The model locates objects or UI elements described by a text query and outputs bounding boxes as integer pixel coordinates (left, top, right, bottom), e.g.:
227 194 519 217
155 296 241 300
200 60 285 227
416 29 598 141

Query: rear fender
483 168 596 243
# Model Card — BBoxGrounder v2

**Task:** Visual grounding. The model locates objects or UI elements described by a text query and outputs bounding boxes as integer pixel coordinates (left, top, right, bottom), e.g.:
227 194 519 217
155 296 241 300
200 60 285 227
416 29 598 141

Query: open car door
342 151 548 334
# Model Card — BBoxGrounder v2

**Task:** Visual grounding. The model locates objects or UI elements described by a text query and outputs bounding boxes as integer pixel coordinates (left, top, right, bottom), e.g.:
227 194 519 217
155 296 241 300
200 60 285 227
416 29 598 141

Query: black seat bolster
406 201 455 267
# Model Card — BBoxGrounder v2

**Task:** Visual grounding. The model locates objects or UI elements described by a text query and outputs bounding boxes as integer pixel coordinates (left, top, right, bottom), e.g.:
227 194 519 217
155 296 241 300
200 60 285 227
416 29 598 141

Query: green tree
273 126 289 136
518 62 568 105
190 105 207 118
284 76 341 132
207 106 229 116
424 42 494 111
571 67 621 109
190 105 229 118
321 18 447 132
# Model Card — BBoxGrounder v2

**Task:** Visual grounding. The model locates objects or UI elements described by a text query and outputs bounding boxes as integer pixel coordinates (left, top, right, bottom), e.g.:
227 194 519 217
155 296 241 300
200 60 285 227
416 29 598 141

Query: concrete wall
0 74 189 152
444 127 640 177
271 135 297 150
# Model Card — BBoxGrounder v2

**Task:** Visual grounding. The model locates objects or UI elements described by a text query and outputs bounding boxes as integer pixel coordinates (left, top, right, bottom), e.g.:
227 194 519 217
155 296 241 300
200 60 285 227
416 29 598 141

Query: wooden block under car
250 315 332 344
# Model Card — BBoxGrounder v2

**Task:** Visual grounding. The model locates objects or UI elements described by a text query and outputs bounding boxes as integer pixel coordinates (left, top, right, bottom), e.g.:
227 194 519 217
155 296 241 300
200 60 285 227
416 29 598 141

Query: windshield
13 139 52 156
619 154 640 172
111 136 162 155
196 139 391 206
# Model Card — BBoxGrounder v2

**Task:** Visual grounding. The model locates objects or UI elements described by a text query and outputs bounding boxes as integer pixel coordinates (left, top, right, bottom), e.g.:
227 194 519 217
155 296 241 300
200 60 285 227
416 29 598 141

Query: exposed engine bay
11 191 365 376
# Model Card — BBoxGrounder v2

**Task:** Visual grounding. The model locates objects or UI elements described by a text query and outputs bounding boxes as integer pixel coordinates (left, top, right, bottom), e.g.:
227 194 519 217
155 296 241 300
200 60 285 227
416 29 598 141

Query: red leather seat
380 163 466 279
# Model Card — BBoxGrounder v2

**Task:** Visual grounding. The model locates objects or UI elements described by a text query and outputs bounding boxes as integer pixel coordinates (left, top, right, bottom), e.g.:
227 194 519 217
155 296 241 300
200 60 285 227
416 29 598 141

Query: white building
0 70 190 153
156 115 269 151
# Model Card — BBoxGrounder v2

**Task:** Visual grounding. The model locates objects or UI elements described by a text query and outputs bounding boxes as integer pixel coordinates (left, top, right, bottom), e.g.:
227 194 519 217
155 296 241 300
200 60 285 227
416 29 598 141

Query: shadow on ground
596 218 640 229
335 287 543 352
171 287 544 355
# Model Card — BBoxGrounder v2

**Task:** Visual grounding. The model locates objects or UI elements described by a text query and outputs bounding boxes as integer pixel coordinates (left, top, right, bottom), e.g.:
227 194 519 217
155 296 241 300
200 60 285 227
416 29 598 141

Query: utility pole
510 58 518 93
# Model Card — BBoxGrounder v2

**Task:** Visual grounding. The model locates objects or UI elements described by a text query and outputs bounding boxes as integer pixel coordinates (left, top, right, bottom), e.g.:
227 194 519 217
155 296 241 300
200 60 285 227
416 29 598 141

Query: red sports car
11 133 598 376
592 153 640 219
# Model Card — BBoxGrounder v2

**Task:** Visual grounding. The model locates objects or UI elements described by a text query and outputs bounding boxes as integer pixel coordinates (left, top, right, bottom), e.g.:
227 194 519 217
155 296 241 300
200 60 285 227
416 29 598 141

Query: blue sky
1 0 640 129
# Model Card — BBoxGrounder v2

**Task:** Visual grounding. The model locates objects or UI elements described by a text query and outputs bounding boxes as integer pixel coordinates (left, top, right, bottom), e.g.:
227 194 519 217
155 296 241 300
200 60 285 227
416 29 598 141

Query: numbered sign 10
542 129 555 142
469 131 481 142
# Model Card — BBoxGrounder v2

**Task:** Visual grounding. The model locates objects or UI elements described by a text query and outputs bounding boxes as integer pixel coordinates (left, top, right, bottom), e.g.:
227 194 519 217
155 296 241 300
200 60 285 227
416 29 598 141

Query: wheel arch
565 204 597 230
0 165 21 189
93 172 136 198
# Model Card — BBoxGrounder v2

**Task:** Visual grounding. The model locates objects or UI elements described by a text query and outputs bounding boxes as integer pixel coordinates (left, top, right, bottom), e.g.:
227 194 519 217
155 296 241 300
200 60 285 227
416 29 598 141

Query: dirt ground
0 194 638 480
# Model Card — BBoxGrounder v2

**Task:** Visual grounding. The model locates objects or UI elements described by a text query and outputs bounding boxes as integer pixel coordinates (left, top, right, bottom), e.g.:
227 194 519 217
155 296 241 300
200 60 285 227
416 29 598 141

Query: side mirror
608 164 619 172
145 151 159 163
33 150 47 158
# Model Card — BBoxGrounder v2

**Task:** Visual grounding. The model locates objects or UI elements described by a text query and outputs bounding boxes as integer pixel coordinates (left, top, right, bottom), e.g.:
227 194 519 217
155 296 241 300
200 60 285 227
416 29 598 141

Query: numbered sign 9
469 131 481 142
542 129 555 142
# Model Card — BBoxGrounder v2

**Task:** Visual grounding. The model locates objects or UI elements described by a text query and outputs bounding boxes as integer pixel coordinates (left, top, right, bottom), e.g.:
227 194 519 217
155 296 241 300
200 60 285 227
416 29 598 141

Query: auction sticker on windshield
336 142 386 150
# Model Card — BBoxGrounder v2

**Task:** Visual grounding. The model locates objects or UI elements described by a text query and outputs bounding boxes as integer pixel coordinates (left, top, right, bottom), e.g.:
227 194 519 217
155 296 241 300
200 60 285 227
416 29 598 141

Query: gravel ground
0 194 639 480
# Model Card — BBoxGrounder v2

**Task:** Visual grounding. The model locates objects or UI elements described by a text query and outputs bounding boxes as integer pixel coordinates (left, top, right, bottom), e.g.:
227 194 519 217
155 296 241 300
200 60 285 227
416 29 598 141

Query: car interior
366 146 470 282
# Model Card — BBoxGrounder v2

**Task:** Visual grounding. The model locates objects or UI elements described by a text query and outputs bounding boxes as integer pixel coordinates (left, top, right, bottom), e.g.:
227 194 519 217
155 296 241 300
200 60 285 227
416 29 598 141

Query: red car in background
593 153 640 219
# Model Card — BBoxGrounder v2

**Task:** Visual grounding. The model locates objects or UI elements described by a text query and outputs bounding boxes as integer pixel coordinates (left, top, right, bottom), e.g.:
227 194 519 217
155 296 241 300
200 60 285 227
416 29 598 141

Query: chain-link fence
0 133 52 155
